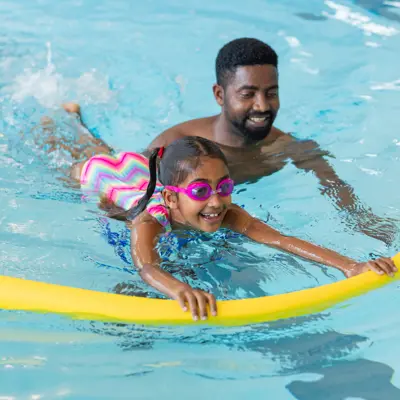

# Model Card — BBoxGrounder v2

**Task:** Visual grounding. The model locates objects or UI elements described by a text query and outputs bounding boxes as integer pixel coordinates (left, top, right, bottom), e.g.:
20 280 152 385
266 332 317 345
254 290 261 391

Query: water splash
10 42 113 109
11 42 67 108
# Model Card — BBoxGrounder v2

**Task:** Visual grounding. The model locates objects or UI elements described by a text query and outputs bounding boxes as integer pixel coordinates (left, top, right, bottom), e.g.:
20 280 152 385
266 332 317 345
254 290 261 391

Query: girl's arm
223 204 397 277
130 213 217 320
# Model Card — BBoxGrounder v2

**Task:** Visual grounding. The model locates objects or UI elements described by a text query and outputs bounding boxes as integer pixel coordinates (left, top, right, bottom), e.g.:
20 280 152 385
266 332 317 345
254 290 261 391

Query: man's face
215 65 280 143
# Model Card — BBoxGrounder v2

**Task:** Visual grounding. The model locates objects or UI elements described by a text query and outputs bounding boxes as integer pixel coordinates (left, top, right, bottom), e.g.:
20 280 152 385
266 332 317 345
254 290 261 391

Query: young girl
80 135 397 321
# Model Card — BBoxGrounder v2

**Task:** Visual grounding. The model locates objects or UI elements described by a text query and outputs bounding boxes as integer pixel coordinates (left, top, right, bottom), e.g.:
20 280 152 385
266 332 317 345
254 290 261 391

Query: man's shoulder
148 116 215 149
261 126 292 146
264 127 317 147
267 129 331 161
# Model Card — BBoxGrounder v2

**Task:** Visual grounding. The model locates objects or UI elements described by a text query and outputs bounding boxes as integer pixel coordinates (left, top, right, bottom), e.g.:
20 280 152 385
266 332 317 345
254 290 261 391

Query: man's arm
289 136 397 245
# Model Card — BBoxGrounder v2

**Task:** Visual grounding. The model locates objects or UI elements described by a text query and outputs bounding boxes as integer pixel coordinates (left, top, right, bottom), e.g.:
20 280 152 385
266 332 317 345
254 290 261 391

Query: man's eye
240 92 253 99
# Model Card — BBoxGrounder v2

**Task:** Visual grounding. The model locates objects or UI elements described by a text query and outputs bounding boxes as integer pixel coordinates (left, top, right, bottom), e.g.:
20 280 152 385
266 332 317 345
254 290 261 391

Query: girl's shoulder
222 204 251 232
129 210 168 232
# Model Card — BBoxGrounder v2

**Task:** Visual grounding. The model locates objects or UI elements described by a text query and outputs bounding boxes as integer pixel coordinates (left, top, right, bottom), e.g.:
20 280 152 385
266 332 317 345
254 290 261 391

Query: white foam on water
324 0 398 37
371 79 400 90
384 1 400 8
10 42 114 108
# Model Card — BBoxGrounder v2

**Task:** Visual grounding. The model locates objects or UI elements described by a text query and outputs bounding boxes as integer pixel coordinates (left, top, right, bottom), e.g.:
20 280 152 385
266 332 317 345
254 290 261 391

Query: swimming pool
1 0 400 398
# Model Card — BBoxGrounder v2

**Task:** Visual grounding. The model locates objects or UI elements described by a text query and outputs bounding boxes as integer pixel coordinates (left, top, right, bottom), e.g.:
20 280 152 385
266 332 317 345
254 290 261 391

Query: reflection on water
355 0 400 23
296 0 400 24
75 312 400 399
288 358 399 399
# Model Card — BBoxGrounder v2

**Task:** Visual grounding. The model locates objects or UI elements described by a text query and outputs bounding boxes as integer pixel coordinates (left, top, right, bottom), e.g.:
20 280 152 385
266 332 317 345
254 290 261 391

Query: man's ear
163 189 179 209
213 83 224 107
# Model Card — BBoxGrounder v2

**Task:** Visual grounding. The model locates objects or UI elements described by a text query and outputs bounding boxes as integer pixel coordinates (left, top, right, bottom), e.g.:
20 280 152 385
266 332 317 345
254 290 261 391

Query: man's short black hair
215 38 278 87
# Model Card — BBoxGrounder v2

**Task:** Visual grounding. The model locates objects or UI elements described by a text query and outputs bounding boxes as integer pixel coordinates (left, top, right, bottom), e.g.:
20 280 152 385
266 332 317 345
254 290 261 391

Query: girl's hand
172 284 217 321
345 257 398 278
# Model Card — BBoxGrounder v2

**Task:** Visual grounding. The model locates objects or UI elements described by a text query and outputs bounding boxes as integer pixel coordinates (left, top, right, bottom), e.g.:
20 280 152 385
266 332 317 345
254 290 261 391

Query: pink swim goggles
165 178 234 201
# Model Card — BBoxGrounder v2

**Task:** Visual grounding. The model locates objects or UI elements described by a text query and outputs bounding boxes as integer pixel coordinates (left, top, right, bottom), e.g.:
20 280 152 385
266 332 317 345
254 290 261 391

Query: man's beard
230 111 275 143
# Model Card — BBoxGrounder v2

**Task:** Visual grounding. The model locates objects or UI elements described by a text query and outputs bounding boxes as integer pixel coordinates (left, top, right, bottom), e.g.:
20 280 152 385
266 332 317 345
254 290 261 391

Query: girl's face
164 157 232 233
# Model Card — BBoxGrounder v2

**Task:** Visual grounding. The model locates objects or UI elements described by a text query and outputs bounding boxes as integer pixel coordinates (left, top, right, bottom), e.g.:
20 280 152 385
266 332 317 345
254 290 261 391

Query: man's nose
253 93 270 113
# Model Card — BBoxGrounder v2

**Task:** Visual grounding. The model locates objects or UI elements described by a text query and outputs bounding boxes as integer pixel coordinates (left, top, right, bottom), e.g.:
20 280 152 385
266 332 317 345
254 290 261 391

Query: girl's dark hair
127 136 228 220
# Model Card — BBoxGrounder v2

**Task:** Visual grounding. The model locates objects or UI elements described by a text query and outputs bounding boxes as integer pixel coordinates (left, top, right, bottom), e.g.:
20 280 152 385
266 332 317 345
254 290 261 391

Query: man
64 38 396 244
148 37 396 245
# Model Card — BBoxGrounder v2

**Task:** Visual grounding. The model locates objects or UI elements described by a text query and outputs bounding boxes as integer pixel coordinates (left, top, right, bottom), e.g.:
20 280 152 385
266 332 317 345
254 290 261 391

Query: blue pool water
1 0 400 398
